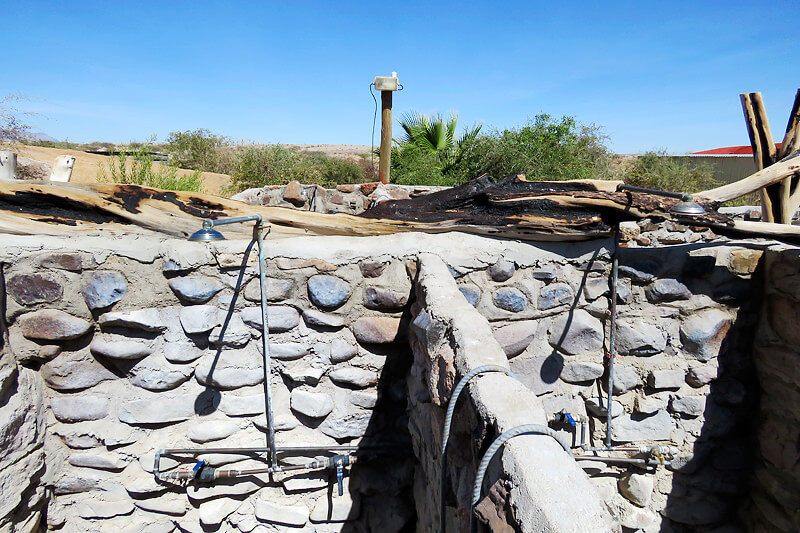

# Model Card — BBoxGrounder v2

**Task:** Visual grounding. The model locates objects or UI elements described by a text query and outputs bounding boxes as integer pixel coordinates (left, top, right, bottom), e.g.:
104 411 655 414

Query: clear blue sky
5 1 799 154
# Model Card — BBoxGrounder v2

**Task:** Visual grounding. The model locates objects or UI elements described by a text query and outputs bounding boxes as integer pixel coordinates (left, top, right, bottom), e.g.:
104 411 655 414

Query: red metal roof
691 143 782 155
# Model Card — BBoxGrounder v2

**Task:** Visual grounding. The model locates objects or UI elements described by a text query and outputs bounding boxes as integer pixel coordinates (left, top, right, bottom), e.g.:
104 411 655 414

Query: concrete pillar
0 151 17 180
50 155 75 182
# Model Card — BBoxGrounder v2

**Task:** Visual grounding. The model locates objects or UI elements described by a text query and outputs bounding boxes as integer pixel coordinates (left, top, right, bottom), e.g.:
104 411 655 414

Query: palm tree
396 111 482 174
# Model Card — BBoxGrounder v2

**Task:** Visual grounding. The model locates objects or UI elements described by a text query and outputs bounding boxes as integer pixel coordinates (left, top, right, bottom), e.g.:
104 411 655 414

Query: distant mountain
26 132 59 142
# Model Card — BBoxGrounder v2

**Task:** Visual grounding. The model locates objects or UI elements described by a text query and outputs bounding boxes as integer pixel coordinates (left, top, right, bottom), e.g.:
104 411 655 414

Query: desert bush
227 144 322 193
618 150 719 193
99 139 204 192
304 152 367 188
466 114 611 181
164 129 229 172
1 95 34 147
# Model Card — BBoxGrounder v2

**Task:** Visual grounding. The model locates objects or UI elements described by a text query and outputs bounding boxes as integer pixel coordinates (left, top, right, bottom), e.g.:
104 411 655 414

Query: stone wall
751 246 800 532
230 181 444 215
443 241 764 531
408 253 614 532
0 234 417 533
0 228 784 532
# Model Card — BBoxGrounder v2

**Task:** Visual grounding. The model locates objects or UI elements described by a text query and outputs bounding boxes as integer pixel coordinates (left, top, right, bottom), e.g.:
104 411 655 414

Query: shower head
188 219 225 241
669 199 706 216
188 227 225 241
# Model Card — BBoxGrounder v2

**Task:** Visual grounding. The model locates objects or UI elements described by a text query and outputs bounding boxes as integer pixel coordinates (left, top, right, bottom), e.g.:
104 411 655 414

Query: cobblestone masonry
0 228 789 532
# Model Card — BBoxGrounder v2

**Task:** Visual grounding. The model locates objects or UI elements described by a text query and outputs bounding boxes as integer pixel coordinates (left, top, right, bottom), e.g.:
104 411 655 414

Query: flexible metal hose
470 424 572 533
439 365 513 533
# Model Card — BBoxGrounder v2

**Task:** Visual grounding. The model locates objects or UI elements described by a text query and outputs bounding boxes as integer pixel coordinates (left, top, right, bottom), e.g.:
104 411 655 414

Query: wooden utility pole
740 89 800 224
375 73 399 184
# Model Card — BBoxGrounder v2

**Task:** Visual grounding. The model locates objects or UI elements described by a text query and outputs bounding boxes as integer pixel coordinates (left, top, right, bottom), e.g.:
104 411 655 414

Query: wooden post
741 92 780 222
380 90 392 184
739 90 800 224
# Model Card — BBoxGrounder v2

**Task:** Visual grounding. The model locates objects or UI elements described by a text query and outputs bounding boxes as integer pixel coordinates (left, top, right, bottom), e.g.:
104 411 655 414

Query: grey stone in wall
68 452 129 471
508 355 558 396
561 361 604 383
635 395 668 414
549 309 604 355
619 473 653 507
290 389 334 419
208 315 252 347
255 499 310 527
458 284 481 306
18 309 92 341
163 341 203 363
538 283 573 310
648 370 685 390
50 396 109 422
179 305 221 334
218 394 266 417
240 305 300 332
681 309 731 362
262 342 309 360
329 339 358 363
118 396 196 425
129 355 195 391
195 350 264 389
686 364 717 387
244 277 293 302
611 364 640 394
645 278 691 302
610 410 674 442
168 276 223 304
670 396 706 417
488 258 515 282
616 319 667 356
583 278 609 301
90 338 152 360
98 308 165 332
82 271 127 309
493 286 527 312
329 368 378 388
187 421 239 443
302 309 345 328
308 275 351 308
319 413 371 440
41 350 117 391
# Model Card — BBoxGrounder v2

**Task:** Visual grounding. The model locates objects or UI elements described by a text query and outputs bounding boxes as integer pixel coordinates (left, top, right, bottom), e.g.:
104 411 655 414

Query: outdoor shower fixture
188 215 277 469
616 183 707 216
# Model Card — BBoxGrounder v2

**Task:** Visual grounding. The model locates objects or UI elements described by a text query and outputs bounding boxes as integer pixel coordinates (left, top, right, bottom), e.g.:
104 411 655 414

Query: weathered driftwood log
694 152 800 204
3 173 800 243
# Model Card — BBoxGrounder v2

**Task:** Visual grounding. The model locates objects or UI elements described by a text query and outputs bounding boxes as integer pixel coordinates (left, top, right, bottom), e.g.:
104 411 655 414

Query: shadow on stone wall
615 245 763 532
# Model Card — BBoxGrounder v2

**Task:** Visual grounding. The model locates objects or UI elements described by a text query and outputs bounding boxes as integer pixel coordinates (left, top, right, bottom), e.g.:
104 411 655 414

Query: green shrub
164 129 229 172
316 155 366 188
470 114 611 181
391 113 612 186
390 145 452 186
618 151 719 193
227 144 322 193
99 139 204 192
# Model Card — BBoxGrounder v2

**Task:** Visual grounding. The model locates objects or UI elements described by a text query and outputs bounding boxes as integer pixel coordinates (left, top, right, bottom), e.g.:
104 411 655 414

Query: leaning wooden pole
740 92 779 222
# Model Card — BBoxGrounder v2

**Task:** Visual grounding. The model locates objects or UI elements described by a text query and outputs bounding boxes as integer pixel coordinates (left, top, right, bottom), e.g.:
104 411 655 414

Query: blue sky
5 1 799 154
